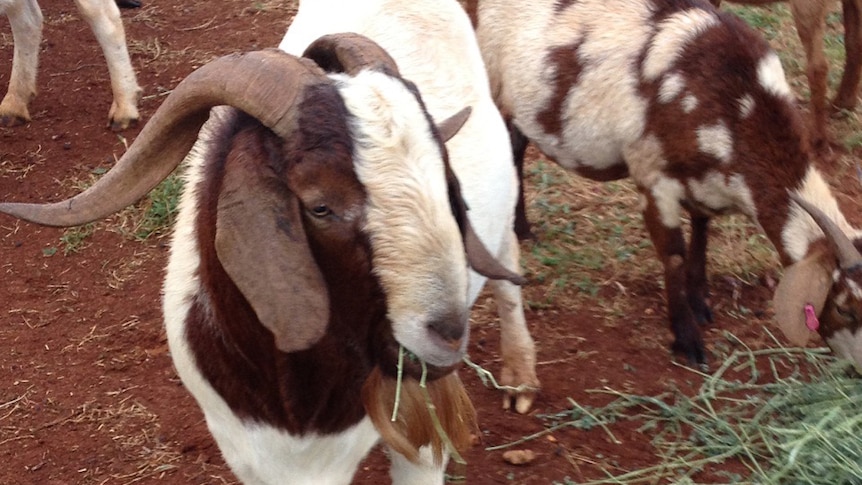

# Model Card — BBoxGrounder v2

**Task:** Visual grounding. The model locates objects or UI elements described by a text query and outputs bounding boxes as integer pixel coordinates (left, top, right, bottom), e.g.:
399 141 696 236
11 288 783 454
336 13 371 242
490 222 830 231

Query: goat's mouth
377 334 463 382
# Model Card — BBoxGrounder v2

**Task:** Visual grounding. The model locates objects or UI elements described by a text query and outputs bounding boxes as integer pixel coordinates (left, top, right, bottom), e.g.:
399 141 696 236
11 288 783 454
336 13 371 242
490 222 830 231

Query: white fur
686 172 757 219
696 121 733 163
643 9 718 81
0 0 141 127
783 167 861 262
650 176 686 228
757 51 793 100
334 71 470 367
682 94 699 113
738 94 755 118
282 0 537 413
658 73 685 103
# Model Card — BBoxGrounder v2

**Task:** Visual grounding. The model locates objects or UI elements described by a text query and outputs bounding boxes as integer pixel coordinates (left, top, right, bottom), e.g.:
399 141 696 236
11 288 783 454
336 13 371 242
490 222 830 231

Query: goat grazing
280 0 540 414
711 0 862 149
0 37 526 483
470 0 862 369
0 0 141 130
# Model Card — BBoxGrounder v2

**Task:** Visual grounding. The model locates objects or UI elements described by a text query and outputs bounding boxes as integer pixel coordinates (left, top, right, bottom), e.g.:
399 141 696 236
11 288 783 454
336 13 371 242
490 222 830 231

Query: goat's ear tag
773 252 832 346
437 107 472 142
804 304 820 331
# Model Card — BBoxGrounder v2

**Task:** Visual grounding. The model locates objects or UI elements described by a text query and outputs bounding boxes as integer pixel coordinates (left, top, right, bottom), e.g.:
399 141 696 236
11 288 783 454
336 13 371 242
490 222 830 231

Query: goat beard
361 366 477 465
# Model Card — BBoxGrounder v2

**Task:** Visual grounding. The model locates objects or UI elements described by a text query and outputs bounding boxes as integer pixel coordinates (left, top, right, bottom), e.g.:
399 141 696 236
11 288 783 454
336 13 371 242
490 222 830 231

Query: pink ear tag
804 304 820 332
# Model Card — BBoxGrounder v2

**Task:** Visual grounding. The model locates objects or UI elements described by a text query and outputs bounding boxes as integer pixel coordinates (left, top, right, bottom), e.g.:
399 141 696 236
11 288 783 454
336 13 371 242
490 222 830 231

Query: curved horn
302 33 400 77
0 49 327 227
788 191 862 269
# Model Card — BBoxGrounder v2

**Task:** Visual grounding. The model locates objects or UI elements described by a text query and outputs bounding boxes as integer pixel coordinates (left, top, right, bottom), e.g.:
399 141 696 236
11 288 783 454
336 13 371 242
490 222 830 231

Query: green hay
508 334 862 484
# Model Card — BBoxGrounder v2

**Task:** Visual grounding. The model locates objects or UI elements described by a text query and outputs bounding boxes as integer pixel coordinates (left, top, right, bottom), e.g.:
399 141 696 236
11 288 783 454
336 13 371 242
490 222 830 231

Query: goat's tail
362 367 477 465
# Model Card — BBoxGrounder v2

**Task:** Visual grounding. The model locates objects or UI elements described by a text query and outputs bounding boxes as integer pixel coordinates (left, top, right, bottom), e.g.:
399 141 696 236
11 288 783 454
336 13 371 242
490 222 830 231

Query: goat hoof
503 392 535 414
116 0 142 8
671 340 708 368
0 114 28 127
696 306 713 325
109 117 139 132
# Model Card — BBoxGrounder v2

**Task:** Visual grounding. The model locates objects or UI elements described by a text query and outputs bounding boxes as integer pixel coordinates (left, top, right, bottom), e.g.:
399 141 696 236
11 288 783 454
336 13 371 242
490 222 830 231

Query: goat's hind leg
834 0 862 111
789 0 830 147
73 0 142 130
642 194 707 366
0 0 42 126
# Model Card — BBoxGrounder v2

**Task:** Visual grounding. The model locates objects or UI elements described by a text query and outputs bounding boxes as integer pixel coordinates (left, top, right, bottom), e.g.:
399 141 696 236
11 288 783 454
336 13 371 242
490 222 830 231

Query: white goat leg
488 228 537 414
73 0 141 129
0 0 41 125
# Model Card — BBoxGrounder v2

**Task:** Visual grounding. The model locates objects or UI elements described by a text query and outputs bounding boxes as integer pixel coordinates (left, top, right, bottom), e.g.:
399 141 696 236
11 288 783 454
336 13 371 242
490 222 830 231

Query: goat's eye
836 306 856 322
310 204 331 218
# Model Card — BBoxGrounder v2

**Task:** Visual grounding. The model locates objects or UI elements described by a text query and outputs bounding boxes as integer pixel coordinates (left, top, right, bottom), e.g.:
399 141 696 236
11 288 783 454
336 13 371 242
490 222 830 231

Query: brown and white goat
711 0 862 149
471 0 862 368
0 0 141 130
0 38 525 483
281 0 540 414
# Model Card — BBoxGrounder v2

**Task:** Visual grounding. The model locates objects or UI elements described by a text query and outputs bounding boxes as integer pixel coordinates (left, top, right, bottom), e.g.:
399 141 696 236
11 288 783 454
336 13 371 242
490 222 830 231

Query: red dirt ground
0 1 860 484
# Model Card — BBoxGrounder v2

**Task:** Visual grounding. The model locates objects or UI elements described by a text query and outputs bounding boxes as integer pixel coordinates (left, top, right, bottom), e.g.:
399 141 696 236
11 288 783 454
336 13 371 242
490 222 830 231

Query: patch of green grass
498 333 862 484
59 223 96 255
127 173 184 241
724 4 787 40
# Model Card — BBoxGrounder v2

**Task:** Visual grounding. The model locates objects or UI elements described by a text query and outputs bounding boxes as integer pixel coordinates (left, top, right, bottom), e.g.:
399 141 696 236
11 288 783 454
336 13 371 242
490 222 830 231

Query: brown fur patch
537 42 584 138
555 0 580 12
362 367 477 464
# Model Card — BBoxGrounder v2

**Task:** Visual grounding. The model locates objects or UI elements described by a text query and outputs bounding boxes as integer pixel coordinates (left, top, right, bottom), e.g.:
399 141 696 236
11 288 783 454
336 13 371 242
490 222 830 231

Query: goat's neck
752 165 857 266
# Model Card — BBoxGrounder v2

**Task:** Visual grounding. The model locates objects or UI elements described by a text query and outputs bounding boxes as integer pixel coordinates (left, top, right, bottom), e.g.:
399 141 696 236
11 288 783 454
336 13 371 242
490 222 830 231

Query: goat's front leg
0 0 42 126
642 193 707 366
74 0 142 130
687 215 713 325
488 228 538 414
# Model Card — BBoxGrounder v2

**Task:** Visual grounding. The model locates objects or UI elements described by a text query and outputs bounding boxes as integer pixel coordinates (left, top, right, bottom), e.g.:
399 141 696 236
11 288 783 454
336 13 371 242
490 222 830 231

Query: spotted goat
0 0 141 129
0 37 526 483
467 0 862 368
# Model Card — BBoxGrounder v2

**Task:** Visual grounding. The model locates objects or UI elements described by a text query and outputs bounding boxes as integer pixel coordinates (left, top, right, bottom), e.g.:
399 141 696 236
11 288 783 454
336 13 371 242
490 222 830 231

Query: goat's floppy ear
443 157 527 286
464 223 527 285
773 249 833 346
215 154 330 353
437 107 471 142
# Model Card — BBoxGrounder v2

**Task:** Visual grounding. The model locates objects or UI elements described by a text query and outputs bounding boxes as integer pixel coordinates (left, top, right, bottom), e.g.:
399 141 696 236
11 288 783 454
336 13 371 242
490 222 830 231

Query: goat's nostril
427 314 467 347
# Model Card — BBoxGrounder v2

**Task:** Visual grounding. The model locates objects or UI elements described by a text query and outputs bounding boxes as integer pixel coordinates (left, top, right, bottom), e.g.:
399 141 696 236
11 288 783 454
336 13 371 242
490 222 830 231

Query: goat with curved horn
788 191 862 269
0 49 326 227
0 31 533 483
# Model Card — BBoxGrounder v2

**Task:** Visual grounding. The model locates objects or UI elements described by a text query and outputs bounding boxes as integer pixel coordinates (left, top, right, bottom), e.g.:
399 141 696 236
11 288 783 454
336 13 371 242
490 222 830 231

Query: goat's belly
206 406 380 485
